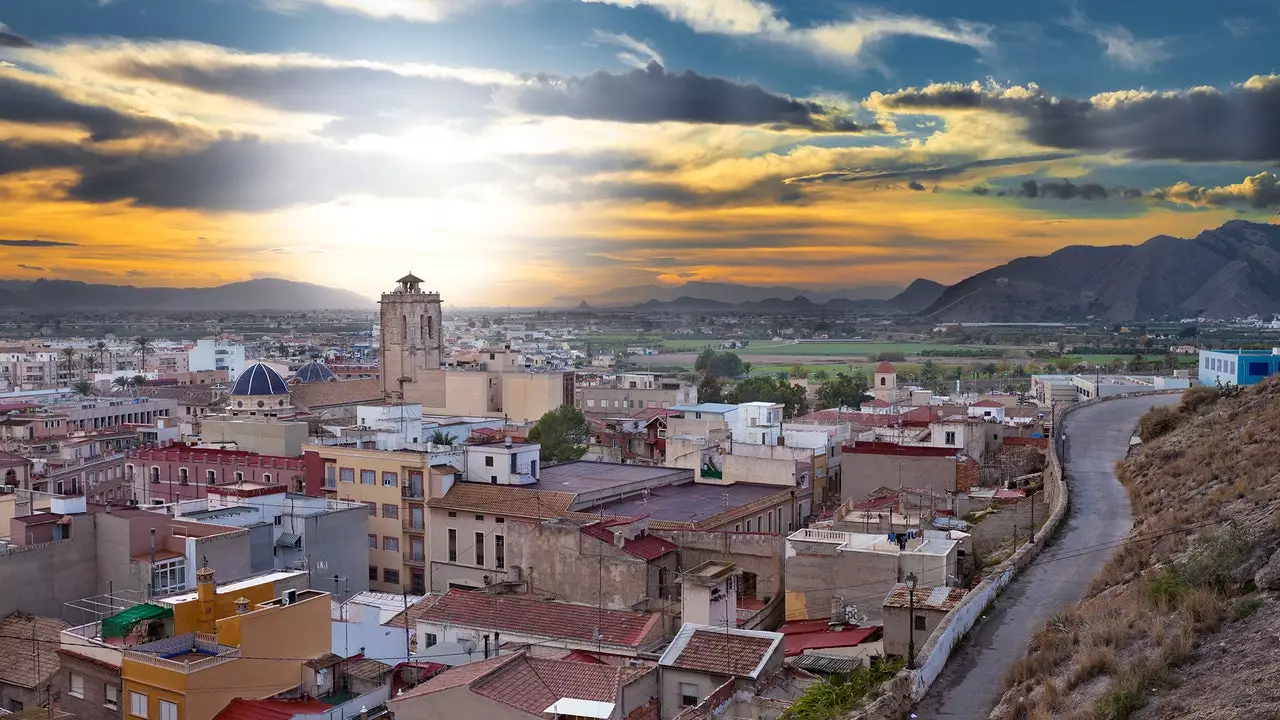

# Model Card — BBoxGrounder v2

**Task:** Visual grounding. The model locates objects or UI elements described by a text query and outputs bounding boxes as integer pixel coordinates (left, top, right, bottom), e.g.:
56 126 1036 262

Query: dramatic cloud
581 0 991 65
1017 179 1109 200
0 72 180 141
499 62 874 131
261 0 476 22
590 30 663 69
782 152 1075 185
1152 172 1280 209
1064 8 1169 71
0 238 79 247
16 264 47 271
874 76 1280 162
0 21 34 48
907 180 925 191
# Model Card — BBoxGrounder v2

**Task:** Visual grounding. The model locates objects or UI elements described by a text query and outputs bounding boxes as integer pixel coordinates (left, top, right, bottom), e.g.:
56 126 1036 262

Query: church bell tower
379 273 445 405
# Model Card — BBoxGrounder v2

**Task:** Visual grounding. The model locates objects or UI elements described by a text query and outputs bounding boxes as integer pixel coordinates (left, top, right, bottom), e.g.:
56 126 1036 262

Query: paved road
911 394 1179 719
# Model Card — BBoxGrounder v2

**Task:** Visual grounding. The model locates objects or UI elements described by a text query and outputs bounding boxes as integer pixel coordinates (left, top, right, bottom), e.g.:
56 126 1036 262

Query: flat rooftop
540 461 688 494
670 403 739 414
595 481 783 524
154 570 306 605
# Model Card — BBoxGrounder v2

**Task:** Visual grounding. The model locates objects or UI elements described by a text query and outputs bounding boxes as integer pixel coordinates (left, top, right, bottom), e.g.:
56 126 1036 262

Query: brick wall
955 458 980 493
625 696 660 720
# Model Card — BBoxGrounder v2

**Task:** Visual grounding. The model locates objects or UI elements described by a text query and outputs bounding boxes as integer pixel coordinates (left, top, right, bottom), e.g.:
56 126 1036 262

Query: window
495 535 505 569
383 536 399 552
364 502 377 517
273 515 282 526
153 557 186 594
944 431 956 445
149 467 160 483
130 692 148 718
159 700 177 720
475 514 484 522
234 471 244 482
679 683 699 707
325 465 336 487
262 473 272 483
490 476 497 484
767 513 773 532
1250 361 1269 376
360 469 376 485
447 511 457 518
746 519 752 532
448 529 457 562
382 503 399 519
178 468 189 485
69 672 84 699
105 684 119 710
495 517 504 524
484 456 494 467
383 568 400 585
340 467 355 483
914 615 927 631
475 532 485 565
423 632 438 648
206 469 217 485
368 534 377 549
369 566 378 581
382 471 398 487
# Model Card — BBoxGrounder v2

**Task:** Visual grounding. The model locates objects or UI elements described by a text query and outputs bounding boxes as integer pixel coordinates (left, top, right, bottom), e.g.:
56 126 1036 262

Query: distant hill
0 277 373 311
920 220 1280 322
616 279 944 314
557 281 905 307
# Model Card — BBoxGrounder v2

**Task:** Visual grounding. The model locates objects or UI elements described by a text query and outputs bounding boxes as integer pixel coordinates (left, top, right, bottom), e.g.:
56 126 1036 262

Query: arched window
401 315 408 340
420 314 426 343
427 316 434 340
880 377 886 386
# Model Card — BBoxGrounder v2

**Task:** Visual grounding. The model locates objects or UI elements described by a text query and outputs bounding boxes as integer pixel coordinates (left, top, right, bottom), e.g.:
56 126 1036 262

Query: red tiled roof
392 589 661 647
781 625 880 656
972 399 1004 408
883 584 967 612
473 655 647 717
794 407 935 428
664 629 776 677
580 521 677 561
852 493 898 510
562 650 607 664
632 407 679 422
213 698 332 720
874 361 895 373
392 654 519 701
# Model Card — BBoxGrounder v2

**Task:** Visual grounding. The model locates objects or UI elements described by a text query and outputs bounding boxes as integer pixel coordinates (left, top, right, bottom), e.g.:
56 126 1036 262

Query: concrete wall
302 507 371 595
654 530 783 602
199 417 308 457
94 512 150 594
427 505 507 592
841 453 955 502
0 514 97 618
883 605 945 659
661 667 730 720
390 685 521 720
249 523 274 573
191 528 253 583
503 518 659 610
500 373 566 424
722 453 797 487
785 542 899 624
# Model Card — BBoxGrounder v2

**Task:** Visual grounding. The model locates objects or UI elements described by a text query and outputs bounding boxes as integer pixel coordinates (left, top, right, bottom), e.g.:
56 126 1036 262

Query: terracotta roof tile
344 658 394 681
473 655 647 716
661 627 778 678
388 589 660 647
391 653 520 701
0 613 70 688
882 583 967 612
426 483 577 519
874 361 896 374
580 522 677 561
213 698 332 720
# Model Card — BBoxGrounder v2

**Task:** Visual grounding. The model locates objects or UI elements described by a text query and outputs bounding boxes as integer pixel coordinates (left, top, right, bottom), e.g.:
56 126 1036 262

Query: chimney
234 597 250 615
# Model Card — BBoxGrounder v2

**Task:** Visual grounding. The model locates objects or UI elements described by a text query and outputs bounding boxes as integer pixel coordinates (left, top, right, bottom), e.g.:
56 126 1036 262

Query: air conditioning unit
282 588 299 605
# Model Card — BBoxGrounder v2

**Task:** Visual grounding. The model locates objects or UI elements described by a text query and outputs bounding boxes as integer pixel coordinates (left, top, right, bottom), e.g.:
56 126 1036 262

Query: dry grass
993 378 1280 720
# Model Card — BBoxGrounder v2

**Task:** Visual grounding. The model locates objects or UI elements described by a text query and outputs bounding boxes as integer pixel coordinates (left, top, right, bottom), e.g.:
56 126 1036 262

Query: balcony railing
402 517 425 532
403 551 426 566
401 485 425 499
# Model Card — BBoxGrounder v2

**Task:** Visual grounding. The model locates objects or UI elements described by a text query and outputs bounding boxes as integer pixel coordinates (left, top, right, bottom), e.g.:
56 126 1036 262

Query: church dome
294 360 337 383
231 363 290 396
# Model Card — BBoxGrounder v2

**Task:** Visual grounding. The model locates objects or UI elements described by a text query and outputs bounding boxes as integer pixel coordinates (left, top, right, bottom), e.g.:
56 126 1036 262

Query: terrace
123 632 240 673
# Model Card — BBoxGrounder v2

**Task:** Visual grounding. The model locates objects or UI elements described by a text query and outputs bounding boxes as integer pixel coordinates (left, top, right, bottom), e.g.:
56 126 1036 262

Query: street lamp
905 572 918 670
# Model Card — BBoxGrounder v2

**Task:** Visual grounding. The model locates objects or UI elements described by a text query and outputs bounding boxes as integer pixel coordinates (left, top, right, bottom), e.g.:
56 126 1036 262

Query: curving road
910 394 1179 719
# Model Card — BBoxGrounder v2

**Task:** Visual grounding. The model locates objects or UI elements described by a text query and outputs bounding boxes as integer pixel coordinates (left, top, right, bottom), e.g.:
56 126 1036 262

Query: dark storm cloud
0 24 35 48
0 74 179 141
500 62 876 132
907 180 926 191
0 238 78 247
878 78 1280 161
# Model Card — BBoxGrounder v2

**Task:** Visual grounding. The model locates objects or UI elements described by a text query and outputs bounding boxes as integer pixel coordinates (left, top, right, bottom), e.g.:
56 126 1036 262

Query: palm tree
132 336 154 374
82 355 100 376
428 429 453 446
71 379 95 397
59 347 77 382
93 340 110 372
131 374 148 388
112 376 133 393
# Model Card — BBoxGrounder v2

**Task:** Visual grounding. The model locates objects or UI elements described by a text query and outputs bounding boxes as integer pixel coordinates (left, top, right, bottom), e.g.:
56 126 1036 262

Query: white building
731 401 784 444
462 439 540 485
188 339 246 376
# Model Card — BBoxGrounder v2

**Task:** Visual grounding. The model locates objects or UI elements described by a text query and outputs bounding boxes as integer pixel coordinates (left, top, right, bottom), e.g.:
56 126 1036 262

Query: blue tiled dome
231 363 290 396
294 360 337 383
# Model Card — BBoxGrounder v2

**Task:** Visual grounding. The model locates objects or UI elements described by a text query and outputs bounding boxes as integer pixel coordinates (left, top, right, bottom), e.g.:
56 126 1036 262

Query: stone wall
969 496 1051 555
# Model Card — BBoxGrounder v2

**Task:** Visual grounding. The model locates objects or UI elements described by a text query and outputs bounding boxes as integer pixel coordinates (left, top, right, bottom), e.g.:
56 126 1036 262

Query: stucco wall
721 454 795 487
503 518 655 609
0 514 97 618
661 668 729 720
654 530 783 601
785 542 899 624
302 507 371 595
841 454 955 502
191 529 253 584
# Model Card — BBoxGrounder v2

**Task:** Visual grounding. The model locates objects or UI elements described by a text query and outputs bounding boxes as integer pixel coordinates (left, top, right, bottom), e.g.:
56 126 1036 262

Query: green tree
980 362 998 379
93 340 110 371
528 405 590 464
918 360 941 392
82 354 100 375
428 429 453 446
815 371 870 409
729 375 809 417
694 348 747 379
59 347 77 380
112 376 133 394
71 379 95 397
697 374 724 403
132 336 155 373
787 364 810 380
131 374 148 388
811 369 830 385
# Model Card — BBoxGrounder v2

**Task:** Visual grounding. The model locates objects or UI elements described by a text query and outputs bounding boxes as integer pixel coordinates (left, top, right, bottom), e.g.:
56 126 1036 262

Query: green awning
101 603 174 639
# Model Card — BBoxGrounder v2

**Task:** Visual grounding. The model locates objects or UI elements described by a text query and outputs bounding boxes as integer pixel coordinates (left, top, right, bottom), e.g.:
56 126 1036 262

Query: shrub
1229 594 1263 621
1178 386 1219 414
1138 406 1183 442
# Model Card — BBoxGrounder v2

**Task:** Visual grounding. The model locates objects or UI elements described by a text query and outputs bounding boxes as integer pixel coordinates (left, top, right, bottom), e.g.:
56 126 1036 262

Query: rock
1255 547 1280 590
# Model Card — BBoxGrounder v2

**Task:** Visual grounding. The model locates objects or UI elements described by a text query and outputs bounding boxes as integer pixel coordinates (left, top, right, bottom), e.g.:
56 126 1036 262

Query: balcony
402 517 425 532
122 632 239 673
401 485 425 500
403 551 426 566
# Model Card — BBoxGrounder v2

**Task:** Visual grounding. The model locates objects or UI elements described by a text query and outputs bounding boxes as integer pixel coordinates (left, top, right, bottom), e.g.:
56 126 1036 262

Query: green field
654 339 990 357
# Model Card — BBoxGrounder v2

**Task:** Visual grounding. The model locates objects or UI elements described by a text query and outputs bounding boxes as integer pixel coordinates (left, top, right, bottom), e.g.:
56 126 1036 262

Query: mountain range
0 278 373 311
920 220 1280 322
616 278 946 314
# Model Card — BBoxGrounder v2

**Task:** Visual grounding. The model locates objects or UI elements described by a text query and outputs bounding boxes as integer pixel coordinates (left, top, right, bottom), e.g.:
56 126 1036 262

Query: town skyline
2 0 1279 305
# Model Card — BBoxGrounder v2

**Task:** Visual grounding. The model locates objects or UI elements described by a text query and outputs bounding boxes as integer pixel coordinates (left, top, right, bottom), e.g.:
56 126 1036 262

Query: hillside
921 220 1280 322
0 278 373 310
619 279 944 314
992 380 1280 719
557 281 908 307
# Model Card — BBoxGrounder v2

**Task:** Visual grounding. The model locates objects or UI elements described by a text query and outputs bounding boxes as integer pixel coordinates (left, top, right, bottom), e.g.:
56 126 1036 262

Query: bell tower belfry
379 273 445 406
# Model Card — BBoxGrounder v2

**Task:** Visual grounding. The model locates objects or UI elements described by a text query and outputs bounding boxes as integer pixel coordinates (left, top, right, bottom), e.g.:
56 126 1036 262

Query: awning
275 532 302 548
101 603 174 639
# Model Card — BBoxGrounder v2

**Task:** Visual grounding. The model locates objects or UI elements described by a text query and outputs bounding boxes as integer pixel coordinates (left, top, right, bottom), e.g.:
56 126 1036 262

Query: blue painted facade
1198 349 1280 387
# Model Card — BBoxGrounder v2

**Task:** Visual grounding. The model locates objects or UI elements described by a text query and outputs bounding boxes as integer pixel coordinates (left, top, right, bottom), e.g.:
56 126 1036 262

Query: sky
1 0 1279 305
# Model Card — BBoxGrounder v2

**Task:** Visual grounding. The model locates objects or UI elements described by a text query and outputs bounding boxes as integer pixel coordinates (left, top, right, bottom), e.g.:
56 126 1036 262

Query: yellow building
312 444 430 594
121 568 331 720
